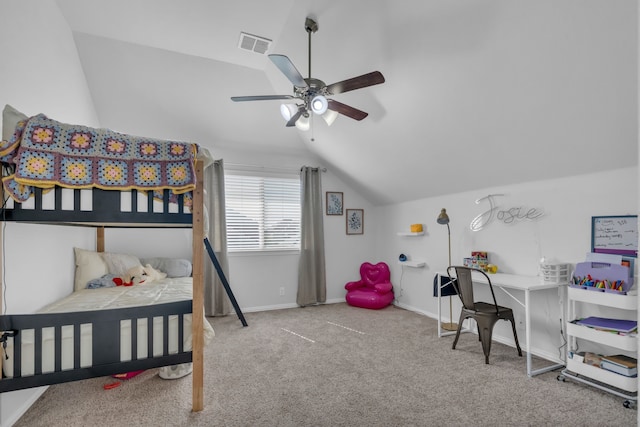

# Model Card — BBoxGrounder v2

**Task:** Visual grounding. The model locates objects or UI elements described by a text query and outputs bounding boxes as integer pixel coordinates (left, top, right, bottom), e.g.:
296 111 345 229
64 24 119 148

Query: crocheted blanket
1 114 197 202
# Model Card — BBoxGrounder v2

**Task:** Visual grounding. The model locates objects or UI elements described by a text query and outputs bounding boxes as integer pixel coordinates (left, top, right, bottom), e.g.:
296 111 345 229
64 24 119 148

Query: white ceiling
55 0 638 205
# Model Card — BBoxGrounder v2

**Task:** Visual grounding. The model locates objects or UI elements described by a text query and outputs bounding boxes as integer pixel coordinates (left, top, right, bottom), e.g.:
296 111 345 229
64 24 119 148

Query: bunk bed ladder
203 238 247 327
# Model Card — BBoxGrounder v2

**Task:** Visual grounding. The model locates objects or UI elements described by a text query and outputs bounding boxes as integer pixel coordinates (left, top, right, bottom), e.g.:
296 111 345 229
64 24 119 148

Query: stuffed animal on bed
113 264 167 287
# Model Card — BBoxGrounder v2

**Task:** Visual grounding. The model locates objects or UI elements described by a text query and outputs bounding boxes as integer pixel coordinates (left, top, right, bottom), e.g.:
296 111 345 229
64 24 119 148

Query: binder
602 354 637 368
600 354 637 377
601 361 637 377
575 317 637 333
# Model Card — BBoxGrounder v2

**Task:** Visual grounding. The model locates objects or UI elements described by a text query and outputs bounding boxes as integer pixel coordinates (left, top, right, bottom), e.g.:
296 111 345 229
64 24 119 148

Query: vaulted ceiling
55 0 638 205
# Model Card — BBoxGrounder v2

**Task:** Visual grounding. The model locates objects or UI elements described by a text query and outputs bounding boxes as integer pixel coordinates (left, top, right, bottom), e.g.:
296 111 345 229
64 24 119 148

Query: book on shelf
583 352 603 367
600 354 638 377
574 316 638 333
602 354 637 368
601 361 637 377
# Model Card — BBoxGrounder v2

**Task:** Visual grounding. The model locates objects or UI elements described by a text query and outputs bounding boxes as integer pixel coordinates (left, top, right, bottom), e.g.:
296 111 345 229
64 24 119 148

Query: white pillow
140 257 192 278
74 248 108 292
2 104 28 142
74 248 143 291
101 252 142 277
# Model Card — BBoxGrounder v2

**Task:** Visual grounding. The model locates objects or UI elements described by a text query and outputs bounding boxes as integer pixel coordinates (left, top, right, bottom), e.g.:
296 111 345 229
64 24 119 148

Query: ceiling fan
231 17 385 130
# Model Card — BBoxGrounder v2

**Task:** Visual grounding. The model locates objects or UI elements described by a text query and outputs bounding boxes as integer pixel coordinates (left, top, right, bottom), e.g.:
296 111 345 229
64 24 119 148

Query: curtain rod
225 162 326 173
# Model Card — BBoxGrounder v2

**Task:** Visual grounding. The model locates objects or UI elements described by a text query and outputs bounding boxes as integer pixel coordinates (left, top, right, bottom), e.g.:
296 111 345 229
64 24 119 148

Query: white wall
376 167 638 363
0 0 100 311
0 2 99 426
219 151 379 310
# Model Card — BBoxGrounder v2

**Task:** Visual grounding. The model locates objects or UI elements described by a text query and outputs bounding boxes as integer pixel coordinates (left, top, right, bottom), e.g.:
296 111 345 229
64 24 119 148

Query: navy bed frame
0 301 192 392
2 187 192 225
0 186 196 393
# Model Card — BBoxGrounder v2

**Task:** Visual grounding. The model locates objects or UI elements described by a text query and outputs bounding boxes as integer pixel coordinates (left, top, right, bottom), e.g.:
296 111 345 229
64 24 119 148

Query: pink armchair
345 262 394 309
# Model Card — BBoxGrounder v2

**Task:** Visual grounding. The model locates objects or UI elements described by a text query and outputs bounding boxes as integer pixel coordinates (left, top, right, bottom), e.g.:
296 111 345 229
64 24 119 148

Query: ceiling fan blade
327 99 368 121
286 109 304 127
325 71 385 95
231 95 294 102
269 54 308 88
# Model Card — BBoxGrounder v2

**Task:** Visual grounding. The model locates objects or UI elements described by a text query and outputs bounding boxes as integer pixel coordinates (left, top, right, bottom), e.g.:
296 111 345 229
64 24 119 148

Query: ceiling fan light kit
310 95 328 114
231 17 385 131
321 109 339 127
280 103 297 121
295 114 310 131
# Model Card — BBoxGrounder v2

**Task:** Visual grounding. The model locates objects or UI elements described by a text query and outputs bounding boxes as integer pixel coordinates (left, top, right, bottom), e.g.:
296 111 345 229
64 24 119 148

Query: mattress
2 277 214 377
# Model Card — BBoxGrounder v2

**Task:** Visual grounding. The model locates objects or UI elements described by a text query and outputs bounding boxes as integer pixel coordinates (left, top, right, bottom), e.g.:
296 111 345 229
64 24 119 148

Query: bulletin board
591 215 638 258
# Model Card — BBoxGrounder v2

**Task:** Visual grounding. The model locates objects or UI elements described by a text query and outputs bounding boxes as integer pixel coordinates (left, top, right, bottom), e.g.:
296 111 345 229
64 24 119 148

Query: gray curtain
297 166 326 306
204 158 231 316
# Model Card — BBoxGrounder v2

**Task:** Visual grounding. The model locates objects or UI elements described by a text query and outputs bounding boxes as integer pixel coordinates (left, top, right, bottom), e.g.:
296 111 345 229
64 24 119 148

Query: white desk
436 271 565 377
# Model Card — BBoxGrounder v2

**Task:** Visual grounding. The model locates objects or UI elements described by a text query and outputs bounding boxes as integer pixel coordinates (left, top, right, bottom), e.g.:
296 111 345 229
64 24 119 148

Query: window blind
225 173 301 251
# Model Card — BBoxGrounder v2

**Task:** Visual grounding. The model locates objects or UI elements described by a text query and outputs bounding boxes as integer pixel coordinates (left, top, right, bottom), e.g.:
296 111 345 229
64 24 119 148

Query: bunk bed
0 107 210 412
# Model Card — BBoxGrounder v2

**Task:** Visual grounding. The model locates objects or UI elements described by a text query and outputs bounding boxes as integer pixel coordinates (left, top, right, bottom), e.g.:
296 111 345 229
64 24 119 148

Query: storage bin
540 263 571 285
571 262 633 295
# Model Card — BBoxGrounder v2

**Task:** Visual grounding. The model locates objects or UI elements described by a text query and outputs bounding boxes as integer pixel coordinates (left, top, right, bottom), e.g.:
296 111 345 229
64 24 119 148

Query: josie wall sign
470 194 544 231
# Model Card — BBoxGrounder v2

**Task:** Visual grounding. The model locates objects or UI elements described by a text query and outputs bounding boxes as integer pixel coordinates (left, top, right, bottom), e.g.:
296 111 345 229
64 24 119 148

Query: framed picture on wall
346 209 364 235
326 191 343 215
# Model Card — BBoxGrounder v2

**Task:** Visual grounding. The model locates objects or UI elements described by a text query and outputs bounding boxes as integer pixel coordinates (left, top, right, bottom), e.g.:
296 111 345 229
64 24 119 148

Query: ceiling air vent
238 32 271 55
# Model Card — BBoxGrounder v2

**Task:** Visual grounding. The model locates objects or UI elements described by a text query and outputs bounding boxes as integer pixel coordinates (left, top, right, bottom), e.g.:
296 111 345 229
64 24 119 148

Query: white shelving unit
558 286 638 408
397 227 425 267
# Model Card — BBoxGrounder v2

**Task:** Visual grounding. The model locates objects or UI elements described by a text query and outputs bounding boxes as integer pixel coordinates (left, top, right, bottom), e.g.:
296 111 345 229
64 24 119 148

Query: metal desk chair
446 266 522 364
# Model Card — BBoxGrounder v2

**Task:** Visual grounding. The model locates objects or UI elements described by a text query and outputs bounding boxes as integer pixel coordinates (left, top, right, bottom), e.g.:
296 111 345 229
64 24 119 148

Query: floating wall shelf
398 260 425 268
397 231 425 236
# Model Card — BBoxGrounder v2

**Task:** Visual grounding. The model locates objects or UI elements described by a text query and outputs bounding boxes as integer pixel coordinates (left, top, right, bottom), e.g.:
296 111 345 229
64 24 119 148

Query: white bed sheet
2 277 214 377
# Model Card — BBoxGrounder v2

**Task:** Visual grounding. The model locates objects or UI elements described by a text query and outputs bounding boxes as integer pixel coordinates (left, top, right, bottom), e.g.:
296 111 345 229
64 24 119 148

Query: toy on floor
113 370 145 380
158 362 192 380
103 381 121 390
103 369 146 390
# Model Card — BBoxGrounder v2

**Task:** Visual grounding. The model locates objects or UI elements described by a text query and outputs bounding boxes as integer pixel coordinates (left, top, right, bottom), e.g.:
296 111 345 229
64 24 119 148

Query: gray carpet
14 303 636 426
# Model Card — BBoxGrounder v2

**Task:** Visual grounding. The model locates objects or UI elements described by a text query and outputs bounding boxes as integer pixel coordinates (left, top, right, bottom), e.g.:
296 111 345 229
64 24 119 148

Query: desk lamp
437 208 458 331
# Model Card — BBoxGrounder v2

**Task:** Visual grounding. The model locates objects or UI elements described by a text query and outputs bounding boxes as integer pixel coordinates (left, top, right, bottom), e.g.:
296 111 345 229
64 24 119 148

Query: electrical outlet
279 287 285 296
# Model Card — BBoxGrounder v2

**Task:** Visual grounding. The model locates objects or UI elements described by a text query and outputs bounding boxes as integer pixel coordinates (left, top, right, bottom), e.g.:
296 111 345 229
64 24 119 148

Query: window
225 170 301 252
